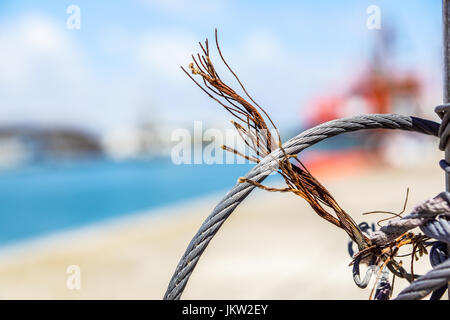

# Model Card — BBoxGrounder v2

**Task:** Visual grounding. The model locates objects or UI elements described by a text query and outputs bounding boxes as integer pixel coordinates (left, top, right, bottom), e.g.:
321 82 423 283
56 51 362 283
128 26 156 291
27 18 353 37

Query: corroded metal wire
164 114 439 300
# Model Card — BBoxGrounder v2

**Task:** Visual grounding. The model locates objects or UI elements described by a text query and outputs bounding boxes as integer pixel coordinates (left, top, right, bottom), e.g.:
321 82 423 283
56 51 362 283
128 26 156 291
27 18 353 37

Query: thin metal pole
444 1 450 134
442 0 450 299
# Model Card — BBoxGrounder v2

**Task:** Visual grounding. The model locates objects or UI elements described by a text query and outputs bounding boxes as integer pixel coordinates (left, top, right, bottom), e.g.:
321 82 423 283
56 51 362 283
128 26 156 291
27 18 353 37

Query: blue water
0 158 253 246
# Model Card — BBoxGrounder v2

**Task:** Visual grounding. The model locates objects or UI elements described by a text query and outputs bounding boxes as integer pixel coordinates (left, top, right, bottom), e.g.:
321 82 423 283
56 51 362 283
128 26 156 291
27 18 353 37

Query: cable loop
164 114 439 300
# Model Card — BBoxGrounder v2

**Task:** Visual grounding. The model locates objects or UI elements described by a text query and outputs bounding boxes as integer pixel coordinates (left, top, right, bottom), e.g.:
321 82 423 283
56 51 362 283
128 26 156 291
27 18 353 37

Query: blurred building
101 115 175 161
0 126 103 168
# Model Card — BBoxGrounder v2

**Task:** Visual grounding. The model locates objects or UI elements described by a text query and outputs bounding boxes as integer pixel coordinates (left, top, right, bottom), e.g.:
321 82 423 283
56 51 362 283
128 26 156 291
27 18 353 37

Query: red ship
303 27 423 178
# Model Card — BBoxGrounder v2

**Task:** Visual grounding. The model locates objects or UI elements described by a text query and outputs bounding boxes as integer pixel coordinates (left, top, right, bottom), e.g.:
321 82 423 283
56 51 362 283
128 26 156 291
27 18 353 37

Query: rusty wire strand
177 30 443 300
363 188 410 227
183 30 372 253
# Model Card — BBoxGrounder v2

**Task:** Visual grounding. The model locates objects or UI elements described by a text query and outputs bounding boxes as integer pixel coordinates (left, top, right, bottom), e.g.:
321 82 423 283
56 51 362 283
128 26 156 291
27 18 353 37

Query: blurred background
0 0 446 299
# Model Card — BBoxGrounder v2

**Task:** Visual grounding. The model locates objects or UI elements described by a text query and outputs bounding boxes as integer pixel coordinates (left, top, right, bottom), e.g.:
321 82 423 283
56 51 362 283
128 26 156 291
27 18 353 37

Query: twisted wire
428 242 449 300
164 114 439 300
395 258 450 300
347 193 450 299
393 106 450 300
421 216 450 244
368 192 450 246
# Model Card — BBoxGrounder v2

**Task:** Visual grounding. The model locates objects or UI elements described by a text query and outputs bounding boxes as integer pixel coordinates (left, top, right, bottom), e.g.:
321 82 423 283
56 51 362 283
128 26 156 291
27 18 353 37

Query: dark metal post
442 0 450 299
444 1 450 164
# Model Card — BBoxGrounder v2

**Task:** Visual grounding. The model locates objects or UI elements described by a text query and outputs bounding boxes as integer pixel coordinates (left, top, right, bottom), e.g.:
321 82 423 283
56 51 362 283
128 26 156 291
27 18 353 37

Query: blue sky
0 1 444 134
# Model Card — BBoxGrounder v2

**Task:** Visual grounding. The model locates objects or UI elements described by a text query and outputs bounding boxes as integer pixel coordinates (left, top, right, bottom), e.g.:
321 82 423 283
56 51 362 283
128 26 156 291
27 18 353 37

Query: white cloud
0 14 211 132
0 13 93 125
0 13 339 133
0 14 75 90
0 13 144 133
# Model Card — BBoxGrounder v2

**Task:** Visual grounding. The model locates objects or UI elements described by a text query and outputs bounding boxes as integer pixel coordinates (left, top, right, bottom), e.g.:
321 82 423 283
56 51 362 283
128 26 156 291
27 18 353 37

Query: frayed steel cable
393 105 450 300
164 114 439 300
346 192 450 299
368 192 450 247
395 258 450 300
429 242 449 299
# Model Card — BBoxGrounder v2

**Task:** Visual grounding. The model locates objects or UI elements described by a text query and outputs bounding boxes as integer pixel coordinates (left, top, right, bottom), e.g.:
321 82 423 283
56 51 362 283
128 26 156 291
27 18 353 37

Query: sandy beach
0 152 445 299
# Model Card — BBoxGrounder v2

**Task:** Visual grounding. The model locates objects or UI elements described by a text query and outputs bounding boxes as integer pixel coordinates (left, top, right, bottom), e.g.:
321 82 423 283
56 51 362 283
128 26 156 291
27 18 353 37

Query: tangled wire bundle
164 30 450 300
